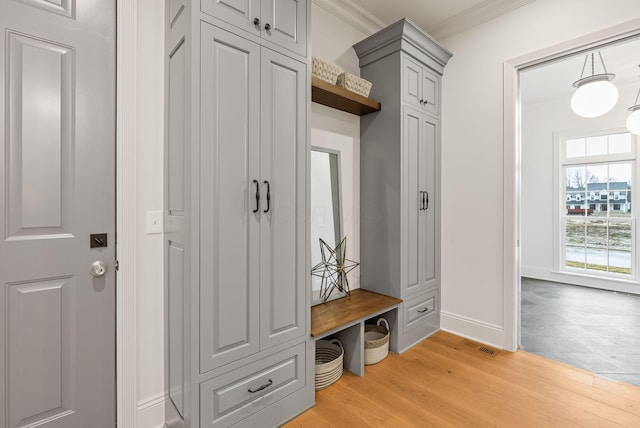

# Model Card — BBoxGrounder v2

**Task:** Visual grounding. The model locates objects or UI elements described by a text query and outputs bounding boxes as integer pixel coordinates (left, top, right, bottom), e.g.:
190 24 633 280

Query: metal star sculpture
311 236 359 302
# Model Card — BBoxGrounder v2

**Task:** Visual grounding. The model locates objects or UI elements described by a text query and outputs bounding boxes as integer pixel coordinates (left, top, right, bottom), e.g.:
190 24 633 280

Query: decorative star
311 236 359 302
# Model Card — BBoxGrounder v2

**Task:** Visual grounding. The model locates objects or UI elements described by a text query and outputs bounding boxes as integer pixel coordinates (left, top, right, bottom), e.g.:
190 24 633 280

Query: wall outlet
146 211 163 234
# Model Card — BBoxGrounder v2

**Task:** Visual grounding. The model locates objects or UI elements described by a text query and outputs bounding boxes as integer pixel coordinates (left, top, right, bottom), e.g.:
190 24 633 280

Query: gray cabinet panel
355 19 451 353
201 0 261 37
165 2 311 425
259 49 307 349
200 23 261 371
201 0 306 56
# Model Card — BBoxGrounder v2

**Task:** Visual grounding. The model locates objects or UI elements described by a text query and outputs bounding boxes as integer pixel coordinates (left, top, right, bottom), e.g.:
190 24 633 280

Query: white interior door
0 1 116 427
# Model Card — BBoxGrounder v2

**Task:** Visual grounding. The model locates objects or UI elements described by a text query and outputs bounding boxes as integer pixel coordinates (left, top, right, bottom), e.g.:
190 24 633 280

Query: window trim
555 129 638 281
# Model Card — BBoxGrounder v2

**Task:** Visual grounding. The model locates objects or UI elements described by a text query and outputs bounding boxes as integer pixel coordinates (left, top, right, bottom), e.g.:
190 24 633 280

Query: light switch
146 211 163 234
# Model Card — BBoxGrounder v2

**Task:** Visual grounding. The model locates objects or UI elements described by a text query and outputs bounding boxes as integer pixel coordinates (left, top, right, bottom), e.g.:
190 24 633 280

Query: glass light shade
626 109 640 135
571 80 619 118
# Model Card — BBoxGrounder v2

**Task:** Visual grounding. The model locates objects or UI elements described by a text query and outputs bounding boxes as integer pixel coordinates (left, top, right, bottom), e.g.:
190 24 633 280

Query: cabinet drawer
404 289 438 329
200 343 306 427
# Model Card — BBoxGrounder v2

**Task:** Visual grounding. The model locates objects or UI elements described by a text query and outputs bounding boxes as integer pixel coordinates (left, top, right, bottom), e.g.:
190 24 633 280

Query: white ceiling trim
428 0 537 41
312 0 385 36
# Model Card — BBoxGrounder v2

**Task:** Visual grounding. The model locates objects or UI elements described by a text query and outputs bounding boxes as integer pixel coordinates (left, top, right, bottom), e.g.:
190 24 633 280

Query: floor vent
477 346 498 358
461 339 500 358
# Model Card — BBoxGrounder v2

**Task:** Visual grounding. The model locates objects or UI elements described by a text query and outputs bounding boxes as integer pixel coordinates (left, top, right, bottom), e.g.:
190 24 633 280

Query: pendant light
626 67 640 135
571 52 618 118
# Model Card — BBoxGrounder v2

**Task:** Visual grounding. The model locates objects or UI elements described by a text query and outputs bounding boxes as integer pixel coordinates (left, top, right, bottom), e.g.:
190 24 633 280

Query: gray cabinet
165 2 312 427
354 18 451 353
201 0 307 56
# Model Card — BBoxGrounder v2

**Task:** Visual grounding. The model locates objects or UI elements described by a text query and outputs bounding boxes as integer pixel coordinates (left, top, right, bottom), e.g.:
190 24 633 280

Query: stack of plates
315 339 344 390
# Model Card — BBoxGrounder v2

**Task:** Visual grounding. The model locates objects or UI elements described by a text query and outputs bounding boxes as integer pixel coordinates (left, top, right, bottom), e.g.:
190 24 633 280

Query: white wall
521 86 640 295
135 1 165 426
440 0 640 347
311 3 370 293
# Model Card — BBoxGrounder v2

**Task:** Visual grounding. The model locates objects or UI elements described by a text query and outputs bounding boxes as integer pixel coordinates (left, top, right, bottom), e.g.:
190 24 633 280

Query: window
562 132 635 277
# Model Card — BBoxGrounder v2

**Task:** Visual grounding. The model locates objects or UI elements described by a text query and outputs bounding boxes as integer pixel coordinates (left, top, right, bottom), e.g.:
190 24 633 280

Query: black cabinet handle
425 191 429 210
264 23 271 31
253 18 260 26
263 180 271 213
248 379 273 393
253 180 260 213
417 307 429 313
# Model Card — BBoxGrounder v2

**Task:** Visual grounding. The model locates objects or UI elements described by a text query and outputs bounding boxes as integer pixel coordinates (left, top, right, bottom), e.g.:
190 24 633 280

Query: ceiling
521 37 640 106
342 0 640 106
345 0 536 40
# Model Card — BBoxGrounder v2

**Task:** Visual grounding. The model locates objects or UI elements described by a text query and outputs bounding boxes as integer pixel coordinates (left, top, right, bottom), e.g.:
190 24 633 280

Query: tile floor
520 277 640 387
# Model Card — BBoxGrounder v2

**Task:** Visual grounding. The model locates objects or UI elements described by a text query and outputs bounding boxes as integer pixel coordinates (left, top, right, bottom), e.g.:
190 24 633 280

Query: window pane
565 218 585 245
610 220 632 274
609 132 632 154
586 219 607 249
609 163 632 217
565 246 585 269
586 247 608 272
566 138 586 158
586 135 607 156
566 166 586 215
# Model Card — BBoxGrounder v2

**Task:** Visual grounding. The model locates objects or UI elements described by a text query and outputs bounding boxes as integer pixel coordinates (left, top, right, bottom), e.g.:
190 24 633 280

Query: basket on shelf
336 72 373 97
315 338 344 390
364 318 390 365
312 57 340 85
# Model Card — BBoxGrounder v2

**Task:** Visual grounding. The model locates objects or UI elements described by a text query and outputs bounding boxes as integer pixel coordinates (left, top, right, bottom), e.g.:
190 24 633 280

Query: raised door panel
261 0 307 56
201 0 261 37
402 107 422 297
421 116 438 290
402 56 422 109
259 49 306 349
421 68 439 116
200 24 261 372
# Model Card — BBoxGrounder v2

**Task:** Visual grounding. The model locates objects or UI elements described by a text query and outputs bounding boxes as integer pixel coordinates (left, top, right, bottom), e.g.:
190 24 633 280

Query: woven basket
364 318 389 365
315 339 343 390
336 72 373 97
312 57 340 85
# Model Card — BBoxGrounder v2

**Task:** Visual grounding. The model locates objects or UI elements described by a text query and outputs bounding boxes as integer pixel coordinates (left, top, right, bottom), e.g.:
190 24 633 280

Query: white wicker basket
315 339 343 390
336 72 373 97
364 318 389 365
312 57 340 85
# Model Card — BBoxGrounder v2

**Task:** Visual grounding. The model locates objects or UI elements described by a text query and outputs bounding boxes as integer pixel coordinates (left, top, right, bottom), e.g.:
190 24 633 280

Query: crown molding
429 0 536 41
312 0 385 36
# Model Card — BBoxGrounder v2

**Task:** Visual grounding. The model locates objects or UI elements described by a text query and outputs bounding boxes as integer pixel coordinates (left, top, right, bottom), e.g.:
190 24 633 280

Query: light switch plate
146 211 163 234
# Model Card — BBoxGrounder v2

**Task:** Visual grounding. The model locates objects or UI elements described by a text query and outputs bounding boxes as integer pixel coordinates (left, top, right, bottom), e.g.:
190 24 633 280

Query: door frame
116 0 139 425
502 17 640 352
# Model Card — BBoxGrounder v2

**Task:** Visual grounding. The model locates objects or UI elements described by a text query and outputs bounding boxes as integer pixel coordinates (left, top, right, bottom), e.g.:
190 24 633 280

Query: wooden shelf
311 76 381 116
311 289 401 338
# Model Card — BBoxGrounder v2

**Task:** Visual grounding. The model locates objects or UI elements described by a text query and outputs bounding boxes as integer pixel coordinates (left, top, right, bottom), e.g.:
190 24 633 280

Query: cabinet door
420 116 438 290
201 0 261 37
402 56 422 109
403 106 423 297
421 68 439 116
261 0 307 56
200 23 261 372
259 48 307 349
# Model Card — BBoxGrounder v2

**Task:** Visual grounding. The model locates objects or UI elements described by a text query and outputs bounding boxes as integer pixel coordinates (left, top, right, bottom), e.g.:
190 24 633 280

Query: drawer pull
248 379 273 394
417 307 429 313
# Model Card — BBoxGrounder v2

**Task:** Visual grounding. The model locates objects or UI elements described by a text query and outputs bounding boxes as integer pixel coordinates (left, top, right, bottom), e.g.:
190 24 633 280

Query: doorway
504 18 640 385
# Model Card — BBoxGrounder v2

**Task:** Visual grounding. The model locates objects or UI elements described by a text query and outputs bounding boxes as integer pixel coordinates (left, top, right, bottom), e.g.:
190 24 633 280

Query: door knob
90 261 108 277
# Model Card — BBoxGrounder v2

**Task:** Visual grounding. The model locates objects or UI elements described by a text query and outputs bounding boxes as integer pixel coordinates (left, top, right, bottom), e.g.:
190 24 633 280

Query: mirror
310 147 342 305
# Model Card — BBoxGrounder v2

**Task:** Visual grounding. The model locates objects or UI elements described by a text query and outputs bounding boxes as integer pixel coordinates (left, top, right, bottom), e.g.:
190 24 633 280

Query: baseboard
440 311 504 349
137 392 167 428
522 265 640 296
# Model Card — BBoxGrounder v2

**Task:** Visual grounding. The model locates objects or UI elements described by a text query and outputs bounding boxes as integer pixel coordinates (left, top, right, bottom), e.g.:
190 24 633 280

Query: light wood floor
285 331 640 427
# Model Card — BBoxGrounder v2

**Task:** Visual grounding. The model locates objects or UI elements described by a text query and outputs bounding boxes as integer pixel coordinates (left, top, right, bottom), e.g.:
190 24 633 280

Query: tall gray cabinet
164 1 313 427
354 19 452 352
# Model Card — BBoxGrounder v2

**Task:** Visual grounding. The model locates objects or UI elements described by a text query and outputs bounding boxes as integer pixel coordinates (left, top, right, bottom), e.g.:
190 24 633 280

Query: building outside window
561 131 635 277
